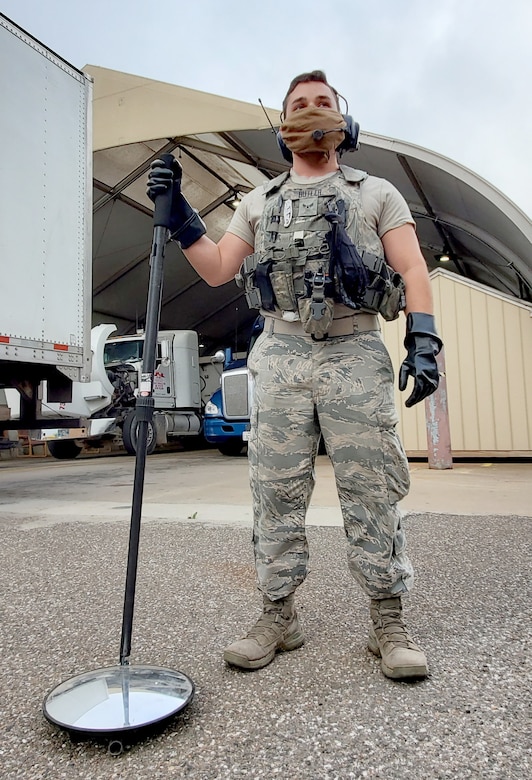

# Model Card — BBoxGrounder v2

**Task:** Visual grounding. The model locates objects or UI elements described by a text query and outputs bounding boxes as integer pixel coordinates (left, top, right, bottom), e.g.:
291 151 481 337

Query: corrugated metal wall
381 269 532 456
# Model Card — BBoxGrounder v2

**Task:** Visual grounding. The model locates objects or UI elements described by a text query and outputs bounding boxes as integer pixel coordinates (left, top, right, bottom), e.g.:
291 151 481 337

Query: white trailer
0 14 92 431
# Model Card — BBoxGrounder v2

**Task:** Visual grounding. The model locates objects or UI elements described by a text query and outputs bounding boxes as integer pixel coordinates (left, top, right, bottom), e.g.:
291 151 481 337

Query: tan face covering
280 106 347 159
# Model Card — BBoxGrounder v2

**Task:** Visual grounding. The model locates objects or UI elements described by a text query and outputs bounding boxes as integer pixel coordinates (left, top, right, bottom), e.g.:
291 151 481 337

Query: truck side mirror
211 351 226 364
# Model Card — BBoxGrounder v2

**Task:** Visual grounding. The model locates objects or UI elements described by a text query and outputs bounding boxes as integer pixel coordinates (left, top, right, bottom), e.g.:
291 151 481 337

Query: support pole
425 348 453 469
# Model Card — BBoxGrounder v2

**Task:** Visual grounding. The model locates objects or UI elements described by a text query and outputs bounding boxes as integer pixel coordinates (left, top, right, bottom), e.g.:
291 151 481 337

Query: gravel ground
0 509 530 779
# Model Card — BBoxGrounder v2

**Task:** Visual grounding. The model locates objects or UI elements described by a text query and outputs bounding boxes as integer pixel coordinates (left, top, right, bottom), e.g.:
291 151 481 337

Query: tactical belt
263 313 379 338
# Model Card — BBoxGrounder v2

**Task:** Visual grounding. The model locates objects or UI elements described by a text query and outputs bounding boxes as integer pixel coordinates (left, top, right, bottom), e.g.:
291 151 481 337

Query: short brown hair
282 70 341 115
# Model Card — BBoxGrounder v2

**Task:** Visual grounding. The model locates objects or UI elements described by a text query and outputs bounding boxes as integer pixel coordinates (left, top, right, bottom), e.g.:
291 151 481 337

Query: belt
263 313 380 337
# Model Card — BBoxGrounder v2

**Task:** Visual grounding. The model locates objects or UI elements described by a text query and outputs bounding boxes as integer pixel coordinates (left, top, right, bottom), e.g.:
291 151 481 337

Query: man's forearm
402 265 434 315
181 235 227 287
181 232 253 288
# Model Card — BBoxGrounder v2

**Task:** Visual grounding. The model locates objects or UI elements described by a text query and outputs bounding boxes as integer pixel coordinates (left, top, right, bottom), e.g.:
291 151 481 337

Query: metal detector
43 155 194 753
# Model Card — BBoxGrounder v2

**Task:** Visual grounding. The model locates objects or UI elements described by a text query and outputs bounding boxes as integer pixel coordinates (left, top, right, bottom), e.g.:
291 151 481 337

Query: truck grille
221 369 250 420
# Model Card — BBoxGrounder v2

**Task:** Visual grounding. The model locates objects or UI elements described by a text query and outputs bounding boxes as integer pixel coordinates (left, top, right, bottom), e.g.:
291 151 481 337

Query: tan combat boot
368 597 428 680
223 593 304 670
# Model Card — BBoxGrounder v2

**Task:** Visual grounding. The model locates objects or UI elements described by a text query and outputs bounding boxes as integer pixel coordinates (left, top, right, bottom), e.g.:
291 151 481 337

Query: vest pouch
297 296 335 338
357 251 406 321
269 262 299 318
255 257 276 311
235 252 272 311
359 284 383 313
243 284 261 311
378 273 406 321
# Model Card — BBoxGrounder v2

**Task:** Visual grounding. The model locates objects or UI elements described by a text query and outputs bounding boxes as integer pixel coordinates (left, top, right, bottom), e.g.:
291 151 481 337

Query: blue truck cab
203 316 263 456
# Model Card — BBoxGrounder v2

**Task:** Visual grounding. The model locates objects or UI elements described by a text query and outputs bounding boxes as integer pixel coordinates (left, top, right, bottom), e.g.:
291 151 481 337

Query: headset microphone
312 128 345 140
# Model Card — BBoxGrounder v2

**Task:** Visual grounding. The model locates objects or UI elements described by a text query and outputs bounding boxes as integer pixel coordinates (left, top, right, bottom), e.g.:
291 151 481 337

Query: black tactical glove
399 312 443 408
146 157 206 249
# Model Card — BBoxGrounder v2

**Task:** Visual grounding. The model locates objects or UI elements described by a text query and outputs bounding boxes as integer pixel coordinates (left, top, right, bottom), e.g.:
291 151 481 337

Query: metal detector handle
119 193 170 665
152 153 177 229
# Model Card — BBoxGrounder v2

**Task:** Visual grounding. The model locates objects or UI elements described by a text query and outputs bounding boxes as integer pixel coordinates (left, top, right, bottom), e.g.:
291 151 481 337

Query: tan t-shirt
227 168 415 249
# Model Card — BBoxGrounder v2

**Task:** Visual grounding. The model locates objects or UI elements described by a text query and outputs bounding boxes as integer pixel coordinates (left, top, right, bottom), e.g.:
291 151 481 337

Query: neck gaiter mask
280 107 347 159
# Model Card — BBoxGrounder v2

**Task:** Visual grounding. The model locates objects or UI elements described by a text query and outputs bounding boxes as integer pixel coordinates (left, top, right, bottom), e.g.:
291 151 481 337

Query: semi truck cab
203 316 264 456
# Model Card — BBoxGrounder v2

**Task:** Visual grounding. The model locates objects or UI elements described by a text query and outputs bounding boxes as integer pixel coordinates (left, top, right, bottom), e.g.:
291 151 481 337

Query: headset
276 114 360 163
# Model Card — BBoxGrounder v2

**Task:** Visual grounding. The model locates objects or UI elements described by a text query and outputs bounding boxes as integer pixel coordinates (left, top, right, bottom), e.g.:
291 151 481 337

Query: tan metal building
383 268 532 457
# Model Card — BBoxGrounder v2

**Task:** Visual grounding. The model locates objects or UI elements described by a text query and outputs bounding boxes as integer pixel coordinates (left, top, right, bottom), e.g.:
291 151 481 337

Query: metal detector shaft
119 155 176 665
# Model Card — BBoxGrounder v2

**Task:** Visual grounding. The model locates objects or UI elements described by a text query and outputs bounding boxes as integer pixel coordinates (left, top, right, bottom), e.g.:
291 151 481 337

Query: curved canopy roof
86 65 532 355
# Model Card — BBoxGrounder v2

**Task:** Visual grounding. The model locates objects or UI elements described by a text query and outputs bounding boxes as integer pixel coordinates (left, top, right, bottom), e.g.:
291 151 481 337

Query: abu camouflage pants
247 327 413 600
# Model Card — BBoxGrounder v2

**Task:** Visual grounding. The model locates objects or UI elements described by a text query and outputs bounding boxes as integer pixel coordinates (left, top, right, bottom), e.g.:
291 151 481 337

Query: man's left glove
399 312 443 408
146 158 206 249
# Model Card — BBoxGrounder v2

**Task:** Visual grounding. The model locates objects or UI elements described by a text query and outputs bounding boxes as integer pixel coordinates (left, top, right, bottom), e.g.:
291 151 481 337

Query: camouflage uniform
247 167 414 600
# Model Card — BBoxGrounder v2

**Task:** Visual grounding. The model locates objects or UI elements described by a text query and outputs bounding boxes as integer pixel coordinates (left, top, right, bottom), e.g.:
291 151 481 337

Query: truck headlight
205 400 221 416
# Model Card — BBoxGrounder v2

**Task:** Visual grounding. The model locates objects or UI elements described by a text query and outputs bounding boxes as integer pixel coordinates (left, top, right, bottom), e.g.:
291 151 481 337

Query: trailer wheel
47 439 82 460
122 410 157 455
218 440 246 457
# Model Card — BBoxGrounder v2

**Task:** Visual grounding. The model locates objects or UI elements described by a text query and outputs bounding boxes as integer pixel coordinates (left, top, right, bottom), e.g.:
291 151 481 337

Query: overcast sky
2 0 531 216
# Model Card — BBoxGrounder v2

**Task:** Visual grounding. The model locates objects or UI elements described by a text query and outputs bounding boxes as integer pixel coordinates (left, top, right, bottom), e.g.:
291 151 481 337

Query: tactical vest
236 166 406 338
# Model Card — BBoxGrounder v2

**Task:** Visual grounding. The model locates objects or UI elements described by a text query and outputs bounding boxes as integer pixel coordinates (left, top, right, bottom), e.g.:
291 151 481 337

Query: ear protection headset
276 114 360 163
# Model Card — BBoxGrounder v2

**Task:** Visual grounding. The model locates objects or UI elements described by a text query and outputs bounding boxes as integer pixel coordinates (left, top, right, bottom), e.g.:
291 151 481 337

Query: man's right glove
146 157 206 249
399 312 443 408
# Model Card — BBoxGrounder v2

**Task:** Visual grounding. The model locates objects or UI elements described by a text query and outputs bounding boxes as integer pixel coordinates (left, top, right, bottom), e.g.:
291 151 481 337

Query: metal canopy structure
87 66 532 356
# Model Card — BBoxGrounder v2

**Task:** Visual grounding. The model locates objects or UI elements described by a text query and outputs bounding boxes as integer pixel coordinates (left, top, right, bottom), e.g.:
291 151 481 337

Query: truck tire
122 410 157 456
218 440 245 457
47 439 82 460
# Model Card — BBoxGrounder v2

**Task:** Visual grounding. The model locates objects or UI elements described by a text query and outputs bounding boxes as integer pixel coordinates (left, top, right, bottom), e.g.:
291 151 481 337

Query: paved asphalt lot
0 450 530 779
